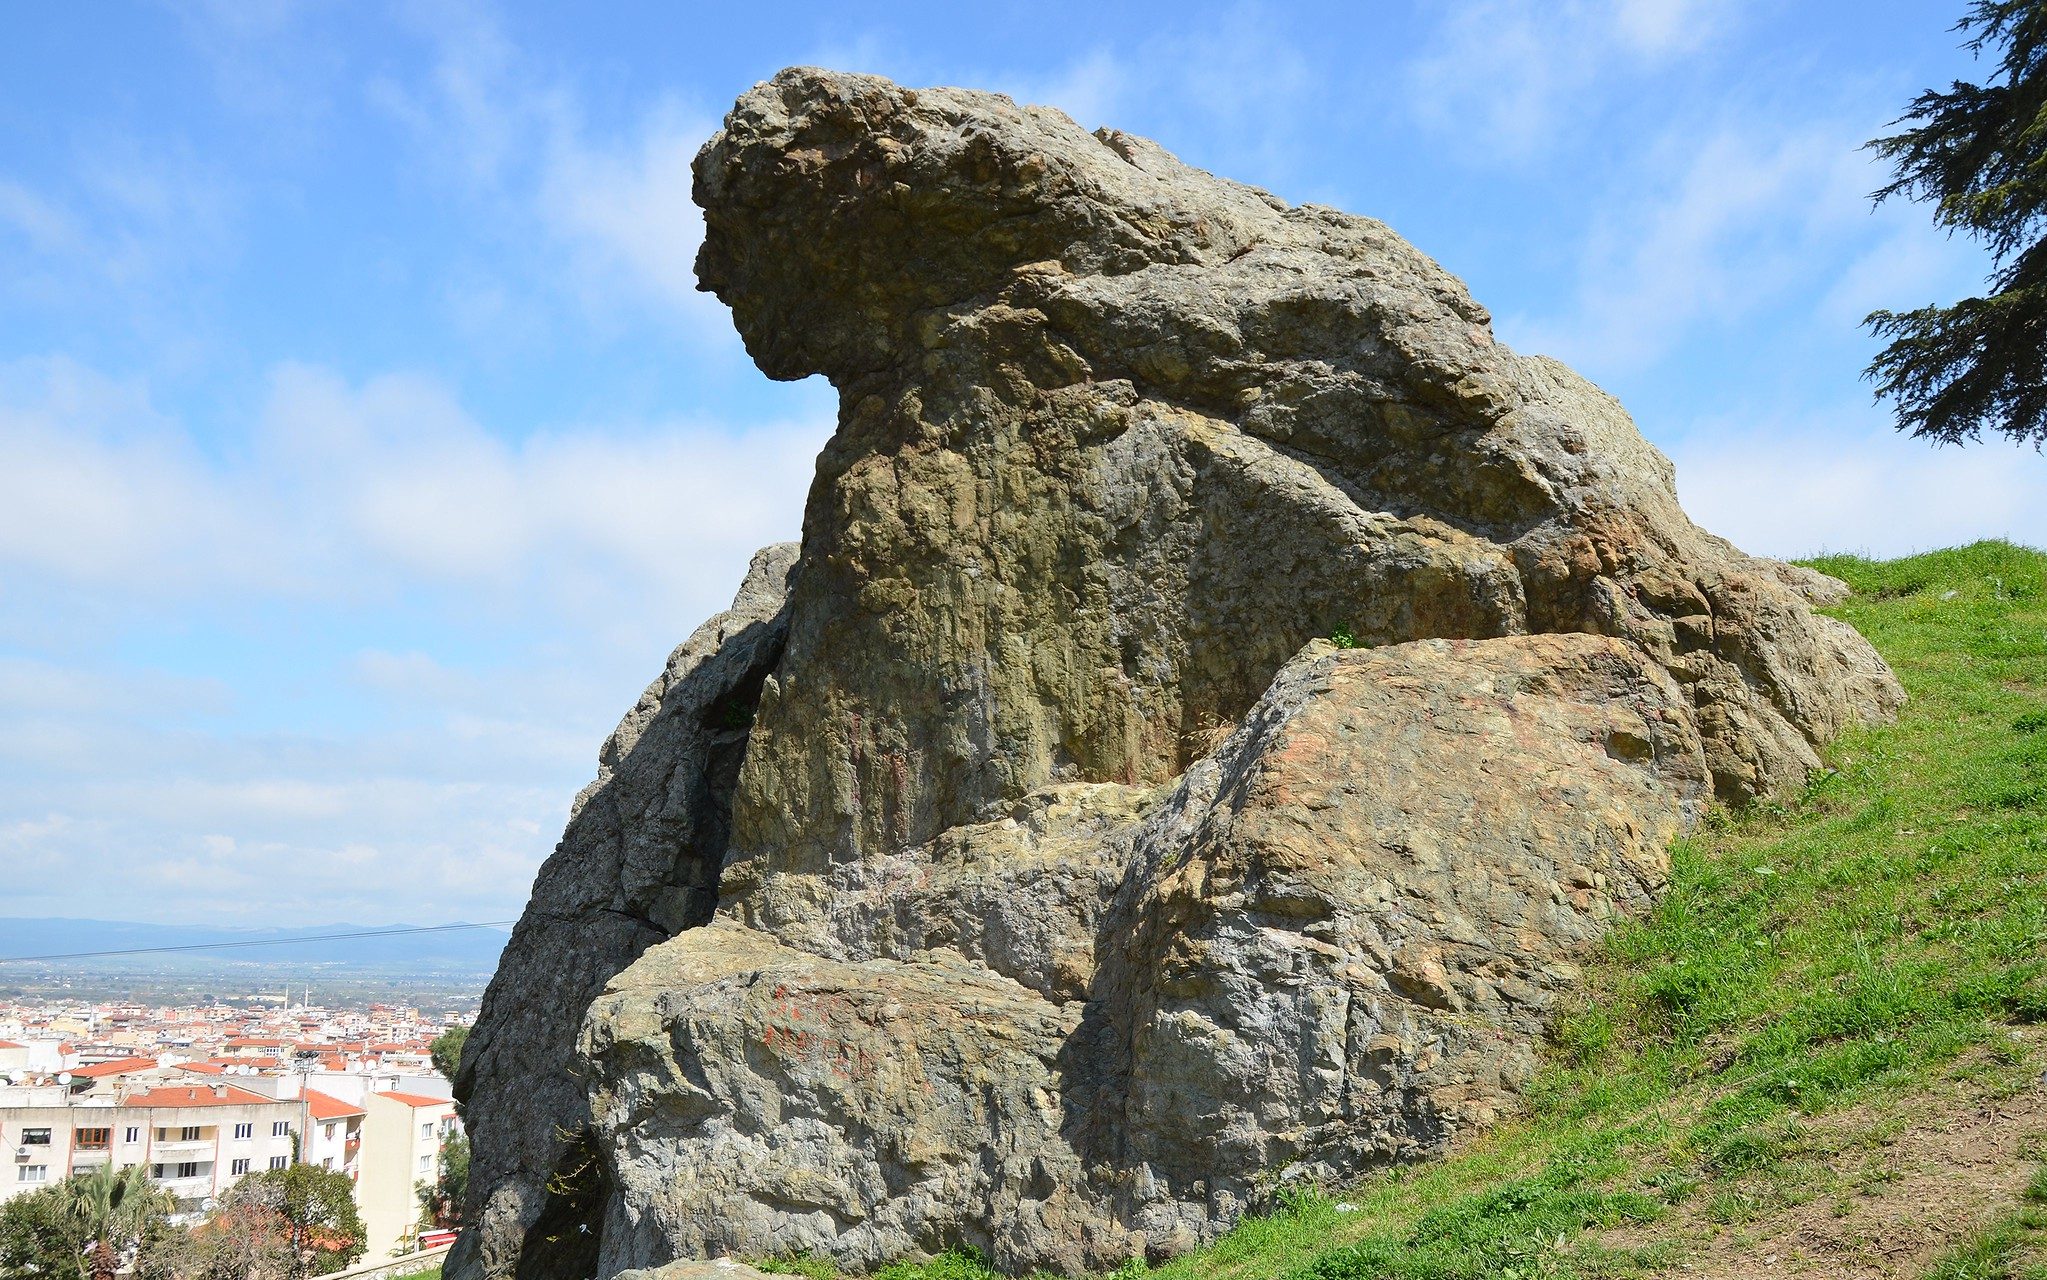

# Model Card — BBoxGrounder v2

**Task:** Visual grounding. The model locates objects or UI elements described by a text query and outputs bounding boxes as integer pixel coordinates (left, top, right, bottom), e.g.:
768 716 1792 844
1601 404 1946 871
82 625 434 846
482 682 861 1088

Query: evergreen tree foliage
428 1025 468 1109
1868 0 2047 445
416 1132 469 1230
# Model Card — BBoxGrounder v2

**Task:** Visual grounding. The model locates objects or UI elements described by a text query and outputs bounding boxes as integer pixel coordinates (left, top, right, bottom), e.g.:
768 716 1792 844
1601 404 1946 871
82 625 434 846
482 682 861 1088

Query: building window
17 1166 46 1183
123 1127 140 1144
323 1124 336 1140
268 1156 287 1170
176 1162 199 1179
419 1154 432 1175
75 1128 110 1150
234 1123 253 1140
231 1158 250 1175
20 1128 49 1146
420 1122 432 1140
180 1126 200 1142
322 1156 333 1169
272 1121 290 1137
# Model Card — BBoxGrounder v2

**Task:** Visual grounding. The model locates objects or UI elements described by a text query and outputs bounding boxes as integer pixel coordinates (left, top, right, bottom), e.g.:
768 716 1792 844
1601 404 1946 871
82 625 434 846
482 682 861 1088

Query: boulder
583 633 1710 1274
451 67 1901 1280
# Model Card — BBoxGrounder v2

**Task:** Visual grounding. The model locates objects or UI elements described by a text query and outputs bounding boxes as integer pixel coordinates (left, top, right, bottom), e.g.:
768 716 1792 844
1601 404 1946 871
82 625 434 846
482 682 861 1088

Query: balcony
152 1139 213 1157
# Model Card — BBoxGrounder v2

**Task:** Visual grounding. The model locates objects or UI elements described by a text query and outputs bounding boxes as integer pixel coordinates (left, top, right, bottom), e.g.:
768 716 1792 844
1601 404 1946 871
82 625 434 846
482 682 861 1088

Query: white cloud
0 355 825 617
0 132 237 320
0 656 227 718
1671 414 2047 560
1502 119 1877 371
1612 0 1732 57
368 0 531 188
1409 0 1742 161
0 358 261 589
537 102 717 318
1818 221 1989 329
0 179 81 255
1003 50 1125 130
366 3 737 337
0 354 828 923
811 8 1318 183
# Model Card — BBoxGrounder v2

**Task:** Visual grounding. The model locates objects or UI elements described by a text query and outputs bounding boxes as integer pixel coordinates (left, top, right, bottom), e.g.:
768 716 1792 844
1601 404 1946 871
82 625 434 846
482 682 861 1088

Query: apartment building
126 1085 302 1214
2 1082 300 1217
301 1089 365 1179
358 1090 458 1259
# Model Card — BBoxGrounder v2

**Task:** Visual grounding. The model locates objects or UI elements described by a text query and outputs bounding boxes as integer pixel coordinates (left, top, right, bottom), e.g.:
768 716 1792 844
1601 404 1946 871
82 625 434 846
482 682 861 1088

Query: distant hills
0 917 512 973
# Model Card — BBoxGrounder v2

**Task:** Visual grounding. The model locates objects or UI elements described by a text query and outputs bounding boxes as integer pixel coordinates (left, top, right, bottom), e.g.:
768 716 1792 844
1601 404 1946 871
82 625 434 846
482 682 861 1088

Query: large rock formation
452 68 1903 1280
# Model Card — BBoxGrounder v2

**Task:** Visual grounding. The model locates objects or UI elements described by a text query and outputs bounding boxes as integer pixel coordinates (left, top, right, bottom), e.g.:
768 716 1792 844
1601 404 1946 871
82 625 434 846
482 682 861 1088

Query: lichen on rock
451 67 1902 1280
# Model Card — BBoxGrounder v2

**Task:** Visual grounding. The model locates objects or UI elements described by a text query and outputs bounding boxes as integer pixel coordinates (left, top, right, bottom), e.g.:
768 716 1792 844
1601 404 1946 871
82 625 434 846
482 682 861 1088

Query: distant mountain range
0 917 513 973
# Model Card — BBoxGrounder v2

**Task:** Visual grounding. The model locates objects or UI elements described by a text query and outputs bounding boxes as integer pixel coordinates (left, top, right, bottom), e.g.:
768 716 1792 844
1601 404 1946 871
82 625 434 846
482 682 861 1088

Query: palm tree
57 1163 173 1280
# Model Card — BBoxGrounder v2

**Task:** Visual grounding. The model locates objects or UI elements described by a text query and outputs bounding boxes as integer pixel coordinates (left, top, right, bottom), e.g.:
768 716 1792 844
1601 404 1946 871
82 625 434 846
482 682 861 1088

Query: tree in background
0 1177 90 1279
1867 0 2047 445
428 1026 469 1108
416 1132 470 1229
213 1166 364 1279
60 1163 175 1280
0 1164 174 1280
135 1201 291 1280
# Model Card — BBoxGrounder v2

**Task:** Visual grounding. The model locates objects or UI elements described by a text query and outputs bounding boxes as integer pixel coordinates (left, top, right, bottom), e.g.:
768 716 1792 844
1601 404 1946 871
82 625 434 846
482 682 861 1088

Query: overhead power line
0 920 518 964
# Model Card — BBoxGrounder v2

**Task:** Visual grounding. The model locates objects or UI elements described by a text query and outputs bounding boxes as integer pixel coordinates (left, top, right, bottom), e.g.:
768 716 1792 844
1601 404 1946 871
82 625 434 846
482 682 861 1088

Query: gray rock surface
449 545 796 1280
613 1260 780 1280
582 634 1712 1275
453 67 1903 1280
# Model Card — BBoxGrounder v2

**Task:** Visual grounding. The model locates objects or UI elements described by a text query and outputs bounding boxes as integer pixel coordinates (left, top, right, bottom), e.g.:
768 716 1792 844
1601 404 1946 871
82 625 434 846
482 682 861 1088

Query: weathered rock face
453 67 1903 1280
450 546 796 1280
583 634 1711 1274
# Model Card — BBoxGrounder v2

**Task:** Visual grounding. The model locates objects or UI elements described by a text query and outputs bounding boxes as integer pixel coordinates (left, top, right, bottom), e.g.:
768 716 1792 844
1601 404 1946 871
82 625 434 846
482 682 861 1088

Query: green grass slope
764 542 2047 1280
1161 540 2047 1278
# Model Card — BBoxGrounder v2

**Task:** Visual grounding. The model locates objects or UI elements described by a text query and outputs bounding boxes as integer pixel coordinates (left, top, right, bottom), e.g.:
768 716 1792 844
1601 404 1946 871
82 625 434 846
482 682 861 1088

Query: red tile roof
304 1090 365 1120
374 1090 452 1110
73 1056 159 1078
0 1041 24 1049
122 1084 277 1109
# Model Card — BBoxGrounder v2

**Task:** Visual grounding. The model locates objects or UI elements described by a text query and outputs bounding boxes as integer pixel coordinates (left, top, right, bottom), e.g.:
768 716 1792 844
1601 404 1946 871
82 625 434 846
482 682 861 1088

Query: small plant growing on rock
1330 624 1359 650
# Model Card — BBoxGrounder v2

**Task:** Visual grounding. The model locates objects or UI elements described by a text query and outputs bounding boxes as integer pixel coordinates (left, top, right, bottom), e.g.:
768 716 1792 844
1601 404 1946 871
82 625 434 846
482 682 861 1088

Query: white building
358 1090 459 1259
301 1089 365 1179
1 1082 301 1217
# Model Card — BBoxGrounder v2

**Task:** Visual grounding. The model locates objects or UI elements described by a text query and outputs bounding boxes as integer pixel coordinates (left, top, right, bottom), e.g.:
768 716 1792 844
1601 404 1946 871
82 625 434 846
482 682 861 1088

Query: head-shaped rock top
695 67 1292 384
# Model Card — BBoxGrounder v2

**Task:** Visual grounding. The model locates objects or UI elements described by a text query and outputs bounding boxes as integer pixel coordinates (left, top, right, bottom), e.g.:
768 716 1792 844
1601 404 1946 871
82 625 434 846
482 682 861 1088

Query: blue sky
3 0 2040 927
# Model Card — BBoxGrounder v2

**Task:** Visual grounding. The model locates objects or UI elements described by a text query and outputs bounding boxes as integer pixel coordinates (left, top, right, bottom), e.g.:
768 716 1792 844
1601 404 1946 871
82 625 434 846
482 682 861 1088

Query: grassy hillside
767 540 2047 1280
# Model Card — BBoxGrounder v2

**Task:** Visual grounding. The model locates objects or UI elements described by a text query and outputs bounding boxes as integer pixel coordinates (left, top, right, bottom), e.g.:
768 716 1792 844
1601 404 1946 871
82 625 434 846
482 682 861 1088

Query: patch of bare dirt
1607 1035 2047 1278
